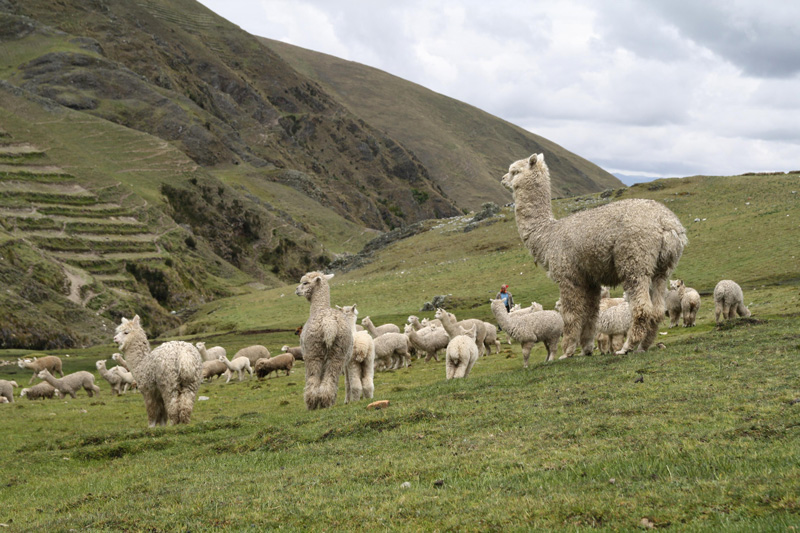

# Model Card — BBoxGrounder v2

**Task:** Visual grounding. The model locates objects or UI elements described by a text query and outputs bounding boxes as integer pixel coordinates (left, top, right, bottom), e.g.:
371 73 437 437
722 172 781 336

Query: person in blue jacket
496 284 514 313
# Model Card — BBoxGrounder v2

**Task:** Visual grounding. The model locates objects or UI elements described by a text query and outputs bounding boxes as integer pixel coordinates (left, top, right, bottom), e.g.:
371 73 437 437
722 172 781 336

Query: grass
1 317 799 530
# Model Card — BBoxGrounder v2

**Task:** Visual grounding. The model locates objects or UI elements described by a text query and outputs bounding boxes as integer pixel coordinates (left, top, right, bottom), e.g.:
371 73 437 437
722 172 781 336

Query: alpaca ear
528 153 538 167
132 315 140 326
324 273 334 280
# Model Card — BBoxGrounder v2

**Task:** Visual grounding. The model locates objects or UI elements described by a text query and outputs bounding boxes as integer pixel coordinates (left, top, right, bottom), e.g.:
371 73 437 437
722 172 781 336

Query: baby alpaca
404 323 449 362
340 304 376 403
96 360 125 396
37 369 100 399
445 325 479 379
201 360 228 382
595 302 632 354
502 153 686 357
666 279 701 327
114 315 202 426
714 280 751 323
17 356 63 384
20 382 58 400
296 272 353 410
218 354 253 383
434 308 488 357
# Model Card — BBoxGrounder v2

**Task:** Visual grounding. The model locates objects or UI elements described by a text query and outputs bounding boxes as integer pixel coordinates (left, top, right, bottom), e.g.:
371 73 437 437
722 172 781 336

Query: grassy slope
1 171 800 529
262 38 624 208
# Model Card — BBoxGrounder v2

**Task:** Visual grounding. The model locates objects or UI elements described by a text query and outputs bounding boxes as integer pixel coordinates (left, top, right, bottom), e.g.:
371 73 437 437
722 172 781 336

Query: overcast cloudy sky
197 0 799 184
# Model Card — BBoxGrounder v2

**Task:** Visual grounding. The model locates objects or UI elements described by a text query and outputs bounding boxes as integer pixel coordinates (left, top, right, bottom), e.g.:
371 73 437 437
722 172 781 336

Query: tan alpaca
340 304 376 403
295 272 353 410
502 153 687 356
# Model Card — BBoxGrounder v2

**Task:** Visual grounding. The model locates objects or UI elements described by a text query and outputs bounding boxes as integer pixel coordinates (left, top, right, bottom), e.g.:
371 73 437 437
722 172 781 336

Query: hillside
0 0 619 348
262 38 624 206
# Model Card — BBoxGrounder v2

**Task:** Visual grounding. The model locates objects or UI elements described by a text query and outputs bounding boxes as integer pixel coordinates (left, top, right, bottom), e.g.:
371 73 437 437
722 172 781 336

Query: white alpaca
195 342 227 362
114 315 202 426
404 323 449 362
340 304 376 403
37 369 100 399
595 302 632 354
482 322 502 355
714 280 751 323
0 379 18 403
445 325 479 379
373 332 411 371
20 382 58 400
666 279 701 327
434 308 488 357
361 316 401 337
96 360 125 396
502 153 687 356
490 299 564 367
218 354 253 383
596 297 627 353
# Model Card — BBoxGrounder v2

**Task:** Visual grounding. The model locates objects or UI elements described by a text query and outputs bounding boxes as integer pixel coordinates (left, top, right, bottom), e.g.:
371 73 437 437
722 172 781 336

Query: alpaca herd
0 153 757 425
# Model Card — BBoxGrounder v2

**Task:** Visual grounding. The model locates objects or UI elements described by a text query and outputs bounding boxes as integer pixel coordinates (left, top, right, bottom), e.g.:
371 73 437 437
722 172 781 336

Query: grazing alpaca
340 304 376 403
113 315 202 426
502 153 687 356
295 272 353 410
490 299 563 366
714 279 751 323
37 369 100 399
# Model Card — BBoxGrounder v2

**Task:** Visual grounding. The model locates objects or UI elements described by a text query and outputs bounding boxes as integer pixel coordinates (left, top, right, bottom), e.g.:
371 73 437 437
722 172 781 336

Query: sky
196 0 800 184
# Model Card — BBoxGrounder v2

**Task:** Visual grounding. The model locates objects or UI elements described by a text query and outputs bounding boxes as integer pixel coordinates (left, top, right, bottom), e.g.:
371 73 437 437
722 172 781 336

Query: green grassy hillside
263 38 624 208
1 171 799 529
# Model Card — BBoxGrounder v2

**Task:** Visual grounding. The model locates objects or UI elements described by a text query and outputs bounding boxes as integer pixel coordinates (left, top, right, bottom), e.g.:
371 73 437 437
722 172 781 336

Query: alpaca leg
464 354 477 377
611 334 625 353
495 340 501 354
728 305 737 319
544 338 559 361
618 278 653 354
446 360 456 379
174 391 195 424
578 287 601 356
316 353 346 409
303 356 324 409
361 360 374 399
145 395 166 427
521 342 534 368
715 303 722 323
344 363 359 404
558 283 584 358
57 369 64 378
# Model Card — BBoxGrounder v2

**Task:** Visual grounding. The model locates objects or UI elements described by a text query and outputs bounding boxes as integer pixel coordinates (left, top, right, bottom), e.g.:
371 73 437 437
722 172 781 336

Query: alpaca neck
491 301 513 331
410 318 422 331
365 321 379 336
308 286 331 314
438 313 459 338
220 356 234 370
122 330 151 371
513 172 557 263
345 315 357 336
39 371 58 387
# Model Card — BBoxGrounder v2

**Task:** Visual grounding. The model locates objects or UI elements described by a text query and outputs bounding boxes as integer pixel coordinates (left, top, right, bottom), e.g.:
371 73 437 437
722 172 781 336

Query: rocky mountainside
0 0 621 348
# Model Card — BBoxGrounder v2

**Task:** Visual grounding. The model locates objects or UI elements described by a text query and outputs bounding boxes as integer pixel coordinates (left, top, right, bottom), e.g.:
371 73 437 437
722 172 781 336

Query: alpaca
113 315 202 426
408 315 442 331
20 381 58 400
0 379 18 403
96 360 125 396
434 308 488 357
596 297 627 353
445 324 479 379
201 360 228 382
232 345 270 366
17 356 63 384
373 332 411 370
482 322 502 355
254 354 294 378
596 302 632 354
361 316 400 337
111 352 130 371
195 342 227 363
714 280 751 323
37 369 100 399
404 323 449 362
340 305 375 403
295 271 353 410
109 366 136 392
490 299 564 367
666 279 701 327
218 354 253 383
281 345 304 361
502 153 687 356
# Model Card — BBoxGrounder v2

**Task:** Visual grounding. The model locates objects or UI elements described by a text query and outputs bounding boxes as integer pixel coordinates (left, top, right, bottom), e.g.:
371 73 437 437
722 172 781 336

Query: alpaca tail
177 352 202 387
174 392 196 424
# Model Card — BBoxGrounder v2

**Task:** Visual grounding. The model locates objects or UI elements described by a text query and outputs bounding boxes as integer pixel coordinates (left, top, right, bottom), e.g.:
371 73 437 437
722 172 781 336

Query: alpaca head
36 369 50 379
403 323 413 334
461 324 477 341
407 315 418 324
281 345 290 352
195 341 206 351
669 279 684 291
95 360 107 370
114 315 143 350
501 153 547 191
295 271 333 300
20 389 28 398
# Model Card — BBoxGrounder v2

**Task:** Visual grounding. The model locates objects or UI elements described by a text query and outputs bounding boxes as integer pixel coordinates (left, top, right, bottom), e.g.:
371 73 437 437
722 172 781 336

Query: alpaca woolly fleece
434 308 488 357
596 297 627 353
340 304 376 403
296 271 353 410
482 322 502 355
254 353 294 379
666 279 701 327
37 369 100 399
218 354 253 383
373 332 410 371
404 323 449 362
502 153 686 357
20 381 57 400
491 299 563 367
596 302 632 354
445 324 479 379
714 280 751 323
114 315 202 426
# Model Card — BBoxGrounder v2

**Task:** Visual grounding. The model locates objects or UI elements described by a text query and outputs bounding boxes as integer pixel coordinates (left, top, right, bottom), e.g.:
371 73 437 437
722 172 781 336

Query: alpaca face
501 153 545 190
669 279 684 291
95 360 106 370
114 315 141 350
295 271 333 300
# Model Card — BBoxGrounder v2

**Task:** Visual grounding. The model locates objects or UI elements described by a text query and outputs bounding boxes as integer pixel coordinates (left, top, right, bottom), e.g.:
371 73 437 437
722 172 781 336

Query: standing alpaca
113 315 202 426
37 369 100 399
361 316 400 337
491 299 564 367
195 342 227 363
404 323 449 362
295 272 353 410
218 354 253 383
340 305 375 403
502 153 687 356
434 308 488 357
96 360 125 396
445 324 479 379
666 279 701 327
17 356 63 384
714 280 751 323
